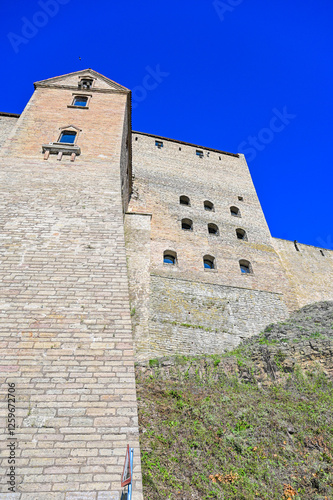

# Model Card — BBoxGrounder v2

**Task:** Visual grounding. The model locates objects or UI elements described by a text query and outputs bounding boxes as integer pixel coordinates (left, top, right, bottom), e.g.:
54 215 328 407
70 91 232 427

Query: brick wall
0 71 142 500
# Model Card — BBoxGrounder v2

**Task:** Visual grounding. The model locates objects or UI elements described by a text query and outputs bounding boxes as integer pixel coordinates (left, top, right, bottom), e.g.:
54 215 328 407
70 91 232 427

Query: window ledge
42 143 81 155
204 268 218 273
67 105 89 110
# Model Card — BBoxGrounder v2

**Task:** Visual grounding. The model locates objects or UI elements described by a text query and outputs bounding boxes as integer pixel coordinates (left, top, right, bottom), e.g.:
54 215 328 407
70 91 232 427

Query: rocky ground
135 301 333 499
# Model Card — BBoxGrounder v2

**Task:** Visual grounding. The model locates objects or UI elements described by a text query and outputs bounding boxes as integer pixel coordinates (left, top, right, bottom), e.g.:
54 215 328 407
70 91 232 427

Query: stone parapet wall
0 114 19 149
273 238 333 309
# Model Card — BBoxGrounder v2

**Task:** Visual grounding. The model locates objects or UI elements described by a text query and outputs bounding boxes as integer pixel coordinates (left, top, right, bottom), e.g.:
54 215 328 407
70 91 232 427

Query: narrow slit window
203 255 215 269
320 250 325 257
294 240 300 252
73 96 88 107
208 223 219 235
181 218 193 231
59 130 76 144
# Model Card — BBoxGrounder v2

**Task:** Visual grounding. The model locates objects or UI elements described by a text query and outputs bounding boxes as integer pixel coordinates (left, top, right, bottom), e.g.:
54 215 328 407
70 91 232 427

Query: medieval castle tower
0 69 332 498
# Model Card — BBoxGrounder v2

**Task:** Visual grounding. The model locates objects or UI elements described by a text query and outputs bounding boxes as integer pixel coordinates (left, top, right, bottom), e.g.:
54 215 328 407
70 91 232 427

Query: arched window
203 255 215 269
59 130 77 144
230 206 241 217
163 250 177 265
181 218 193 231
239 259 252 274
208 223 219 235
204 200 214 211
236 228 247 241
180 195 190 206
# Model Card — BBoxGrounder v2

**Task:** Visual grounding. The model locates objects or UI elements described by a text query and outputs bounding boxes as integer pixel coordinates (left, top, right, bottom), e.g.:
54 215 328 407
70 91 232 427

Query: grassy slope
136 304 333 500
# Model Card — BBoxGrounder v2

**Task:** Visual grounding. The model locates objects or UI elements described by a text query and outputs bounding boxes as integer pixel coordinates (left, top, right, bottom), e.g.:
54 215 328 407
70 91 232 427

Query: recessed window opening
238 196 244 201
180 195 190 206
135 137 138 141
59 130 76 144
204 200 214 211
79 78 93 90
230 206 241 217
163 250 177 265
203 255 215 269
239 259 252 274
294 240 300 252
73 96 88 107
320 250 325 257
155 140 163 148
236 228 247 241
208 223 219 235
196 150 204 158
181 218 193 231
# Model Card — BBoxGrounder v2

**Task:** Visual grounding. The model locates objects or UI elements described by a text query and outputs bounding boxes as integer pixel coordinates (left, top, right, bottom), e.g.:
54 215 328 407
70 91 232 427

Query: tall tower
0 70 143 499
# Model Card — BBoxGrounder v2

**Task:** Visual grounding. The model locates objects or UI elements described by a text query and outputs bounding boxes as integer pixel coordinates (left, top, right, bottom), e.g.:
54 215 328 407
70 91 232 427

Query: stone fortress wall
0 112 19 148
126 132 333 360
0 70 333 498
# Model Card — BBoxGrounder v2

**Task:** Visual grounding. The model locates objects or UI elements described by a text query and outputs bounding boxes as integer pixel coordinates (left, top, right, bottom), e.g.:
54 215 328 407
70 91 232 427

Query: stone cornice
34 83 129 94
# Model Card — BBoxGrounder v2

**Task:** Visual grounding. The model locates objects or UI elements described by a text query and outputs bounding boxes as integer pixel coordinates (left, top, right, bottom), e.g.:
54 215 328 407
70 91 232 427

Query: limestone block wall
147 275 288 359
0 113 19 149
126 132 295 359
0 71 142 499
273 238 333 309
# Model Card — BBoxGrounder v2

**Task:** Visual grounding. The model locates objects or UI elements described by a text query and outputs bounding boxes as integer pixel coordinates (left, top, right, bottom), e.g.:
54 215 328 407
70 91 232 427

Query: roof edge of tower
34 69 130 92
132 130 239 158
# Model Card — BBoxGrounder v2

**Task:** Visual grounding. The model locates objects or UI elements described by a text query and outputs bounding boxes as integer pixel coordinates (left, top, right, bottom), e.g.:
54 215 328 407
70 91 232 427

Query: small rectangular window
59 131 76 144
155 140 163 148
196 150 203 158
73 96 88 107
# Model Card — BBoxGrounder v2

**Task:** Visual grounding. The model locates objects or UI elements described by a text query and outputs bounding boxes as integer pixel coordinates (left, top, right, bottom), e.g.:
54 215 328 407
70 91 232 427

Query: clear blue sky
1 0 332 249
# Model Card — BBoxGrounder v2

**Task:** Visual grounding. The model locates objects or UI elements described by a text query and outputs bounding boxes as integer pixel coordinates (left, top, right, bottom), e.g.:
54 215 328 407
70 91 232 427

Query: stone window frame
208 223 219 236
180 195 190 206
236 228 248 241
78 76 96 90
68 93 92 110
204 200 215 212
239 259 253 275
203 254 217 271
181 218 193 231
163 250 178 266
230 206 241 217
57 125 81 145
42 124 82 162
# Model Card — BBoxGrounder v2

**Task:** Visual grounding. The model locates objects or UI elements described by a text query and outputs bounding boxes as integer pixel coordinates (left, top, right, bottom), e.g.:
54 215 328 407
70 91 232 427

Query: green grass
136 356 333 499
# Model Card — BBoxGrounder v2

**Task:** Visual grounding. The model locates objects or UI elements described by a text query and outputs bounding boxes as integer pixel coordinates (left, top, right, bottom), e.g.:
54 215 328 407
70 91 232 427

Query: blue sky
1 0 332 249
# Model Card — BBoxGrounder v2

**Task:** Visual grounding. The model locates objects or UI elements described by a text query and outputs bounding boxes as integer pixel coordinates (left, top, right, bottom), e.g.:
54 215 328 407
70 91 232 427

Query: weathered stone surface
0 70 142 499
